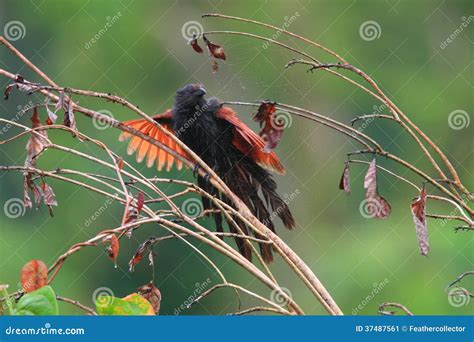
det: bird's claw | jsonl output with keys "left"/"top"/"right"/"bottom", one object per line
{"left": 193, "top": 163, "right": 200, "bottom": 177}
{"left": 193, "top": 163, "right": 211, "bottom": 183}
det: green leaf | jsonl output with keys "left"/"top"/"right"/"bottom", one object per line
{"left": 14, "top": 285, "right": 58, "bottom": 315}
{"left": 96, "top": 293, "right": 154, "bottom": 315}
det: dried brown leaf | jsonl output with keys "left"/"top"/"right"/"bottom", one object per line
{"left": 25, "top": 109, "right": 48, "bottom": 167}
{"left": 21, "top": 259, "right": 48, "bottom": 293}
{"left": 210, "top": 60, "right": 219, "bottom": 74}
{"left": 252, "top": 101, "right": 286, "bottom": 152}
{"left": 411, "top": 188, "right": 429, "bottom": 256}
{"left": 128, "top": 236, "right": 158, "bottom": 272}
{"left": 339, "top": 161, "right": 351, "bottom": 194}
{"left": 363, "top": 159, "right": 391, "bottom": 219}
{"left": 138, "top": 282, "right": 161, "bottom": 315}
{"left": 41, "top": 181, "right": 58, "bottom": 207}
{"left": 203, "top": 35, "right": 226, "bottom": 60}
{"left": 190, "top": 38, "right": 203, "bottom": 53}
{"left": 103, "top": 234, "right": 120, "bottom": 263}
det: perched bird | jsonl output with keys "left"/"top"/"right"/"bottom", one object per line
{"left": 119, "top": 84, "right": 294, "bottom": 262}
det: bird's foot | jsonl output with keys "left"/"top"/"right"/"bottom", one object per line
{"left": 192, "top": 163, "right": 200, "bottom": 177}
{"left": 193, "top": 163, "right": 211, "bottom": 183}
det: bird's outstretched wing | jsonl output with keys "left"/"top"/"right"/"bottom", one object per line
{"left": 118, "top": 110, "right": 188, "bottom": 171}
{"left": 119, "top": 106, "right": 285, "bottom": 175}
{"left": 216, "top": 106, "right": 286, "bottom": 175}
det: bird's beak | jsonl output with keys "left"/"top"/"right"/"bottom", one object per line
{"left": 197, "top": 86, "right": 207, "bottom": 96}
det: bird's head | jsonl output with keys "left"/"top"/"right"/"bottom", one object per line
{"left": 174, "top": 83, "right": 207, "bottom": 111}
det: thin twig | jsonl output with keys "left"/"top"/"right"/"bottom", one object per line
{"left": 378, "top": 302, "right": 413, "bottom": 316}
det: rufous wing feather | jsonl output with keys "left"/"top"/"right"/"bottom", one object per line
{"left": 216, "top": 106, "right": 285, "bottom": 175}
{"left": 119, "top": 110, "right": 188, "bottom": 171}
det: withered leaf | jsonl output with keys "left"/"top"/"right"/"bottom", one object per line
{"left": 252, "top": 101, "right": 285, "bottom": 152}
{"left": 363, "top": 159, "right": 391, "bottom": 219}
{"left": 136, "top": 192, "right": 145, "bottom": 212}
{"left": 31, "top": 183, "right": 42, "bottom": 208}
{"left": 45, "top": 104, "right": 58, "bottom": 124}
{"left": 4, "top": 81, "right": 34, "bottom": 100}
{"left": 63, "top": 99, "right": 77, "bottom": 131}
{"left": 411, "top": 187, "right": 429, "bottom": 256}
{"left": 364, "top": 159, "right": 378, "bottom": 195}
{"left": 4, "top": 84, "right": 14, "bottom": 100}
{"left": 117, "top": 157, "right": 124, "bottom": 170}
{"left": 138, "top": 282, "right": 161, "bottom": 315}
{"left": 128, "top": 236, "right": 158, "bottom": 272}
{"left": 339, "top": 161, "right": 351, "bottom": 194}
{"left": 55, "top": 91, "right": 66, "bottom": 111}
{"left": 23, "top": 176, "right": 33, "bottom": 209}
{"left": 124, "top": 191, "right": 145, "bottom": 225}
{"left": 210, "top": 60, "right": 219, "bottom": 74}
{"left": 103, "top": 234, "right": 120, "bottom": 263}
{"left": 21, "top": 259, "right": 48, "bottom": 293}
{"left": 25, "top": 109, "right": 48, "bottom": 167}
{"left": 203, "top": 35, "right": 226, "bottom": 60}
{"left": 190, "top": 38, "right": 203, "bottom": 53}
{"left": 41, "top": 181, "right": 58, "bottom": 207}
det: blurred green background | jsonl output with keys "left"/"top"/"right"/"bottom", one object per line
{"left": 0, "top": 0, "right": 472, "bottom": 315}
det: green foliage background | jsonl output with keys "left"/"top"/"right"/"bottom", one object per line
{"left": 0, "top": 0, "right": 472, "bottom": 315}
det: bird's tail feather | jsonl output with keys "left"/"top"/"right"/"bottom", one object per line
{"left": 195, "top": 158, "right": 294, "bottom": 263}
